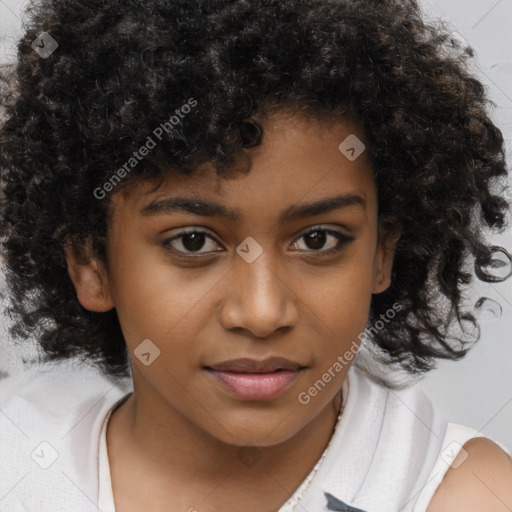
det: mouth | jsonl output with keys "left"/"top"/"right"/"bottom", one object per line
{"left": 203, "top": 357, "right": 307, "bottom": 401}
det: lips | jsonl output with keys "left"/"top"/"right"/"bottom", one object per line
{"left": 205, "top": 356, "right": 303, "bottom": 373}
{"left": 203, "top": 357, "right": 306, "bottom": 401}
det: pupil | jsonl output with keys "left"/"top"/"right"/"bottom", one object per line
{"left": 183, "top": 232, "right": 205, "bottom": 252}
{"left": 306, "top": 231, "right": 326, "bottom": 250}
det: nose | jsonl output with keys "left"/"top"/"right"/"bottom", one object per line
{"left": 219, "top": 247, "right": 299, "bottom": 338}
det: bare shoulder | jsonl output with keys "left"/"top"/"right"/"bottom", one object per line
{"left": 427, "top": 437, "right": 512, "bottom": 512}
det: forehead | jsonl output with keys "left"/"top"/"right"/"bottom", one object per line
{"left": 113, "top": 112, "right": 376, "bottom": 218}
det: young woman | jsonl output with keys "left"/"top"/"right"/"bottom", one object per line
{"left": 0, "top": 0, "right": 511, "bottom": 511}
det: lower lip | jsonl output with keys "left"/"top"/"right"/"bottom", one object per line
{"left": 205, "top": 369, "right": 302, "bottom": 400}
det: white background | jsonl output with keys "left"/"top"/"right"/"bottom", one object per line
{"left": 0, "top": 0, "right": 511, "bottom": 449}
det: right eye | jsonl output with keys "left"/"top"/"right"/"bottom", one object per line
{"left": 162, "top": 228, "right": 223, "bottom": 257}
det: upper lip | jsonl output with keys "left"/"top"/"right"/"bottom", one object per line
{"left": 204, "top": 357, "right": 304, "bottom": 373}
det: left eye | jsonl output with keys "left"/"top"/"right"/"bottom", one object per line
{"left": 290, "top": 228, "right": 352, "bottom": 254}
{"left": 162, "top": 227, "right": 353, "bottom": 256}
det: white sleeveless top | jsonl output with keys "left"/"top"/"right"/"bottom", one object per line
{"left": 1, "top": 361, "right": 508, "bottom": 511}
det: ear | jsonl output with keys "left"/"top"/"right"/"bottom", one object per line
{"left": 372, "top": 219, "right": 401, "bottom": 294}
{"left": 64, "top": 241, "right": 115, "bottom": 312}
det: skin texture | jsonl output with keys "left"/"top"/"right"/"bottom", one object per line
{"left": 426, "top": 437, "right": 512, "bottom": 512}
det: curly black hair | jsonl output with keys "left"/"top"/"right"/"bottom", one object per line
{"left": 0, "top": 0, "right": 509, "bottom": 382}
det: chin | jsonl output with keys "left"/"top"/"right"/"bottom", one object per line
{"left": 207, "top": 410, "right": 306, "bottom": 448}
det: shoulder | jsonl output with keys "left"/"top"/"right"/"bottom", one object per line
{"left": 0, "top": 361, "right": 131, "bottom": 446}
{"left": 0, "top": 362, "right": 132, "bottom": 509}
{"left": 427, "top": 436, "right": 512, "bottom": 512}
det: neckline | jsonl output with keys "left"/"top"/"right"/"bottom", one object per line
{"left": 277, "top": 374, "right": 350, "bottom": 511}
{"left": 98, "top": 392, "right": 132, "bottom": 511}
{"left": 98, "top": 375, "right": 351, "bottom": 511}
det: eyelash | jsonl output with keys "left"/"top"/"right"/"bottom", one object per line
{"left": 162, "top": 226, "right": 355, "bottom": 259}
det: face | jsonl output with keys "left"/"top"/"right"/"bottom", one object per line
{"left": 66, "top": 111, "right": 399, "bottom": 447}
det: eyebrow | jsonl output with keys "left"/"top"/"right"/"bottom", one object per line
{"left": 140, "top": 193, "right": 366, "bottom": 222}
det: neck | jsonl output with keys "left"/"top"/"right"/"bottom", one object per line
{"left": 107, "top": 373, "right": 345, "bottom": 509}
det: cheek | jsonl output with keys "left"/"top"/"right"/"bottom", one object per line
{"left": 107, "top": 239, "right": 219, "bottom": 350}
{"left": 306, "top": 284, "right": 371, "bottom": 367}
{"left": 303, "top": 249, "right": 375, "bottom": 332}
